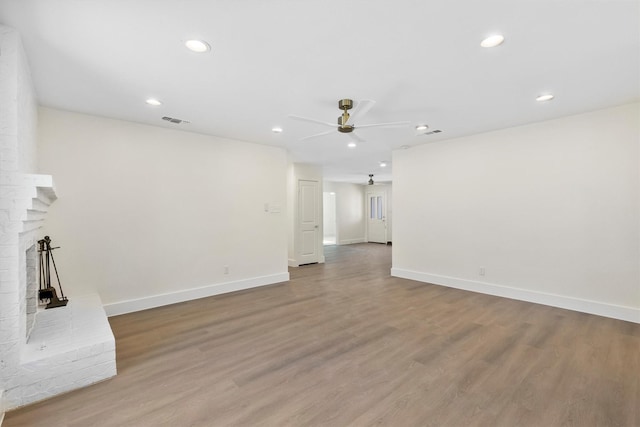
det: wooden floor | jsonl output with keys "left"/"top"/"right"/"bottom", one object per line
{"left": 5, "top": 243, "right": 639, "bottom": 426}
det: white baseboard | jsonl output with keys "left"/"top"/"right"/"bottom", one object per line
{"left": 289, "top": 256, "right": 325, "bottom": 267}
{"left": 338, "top": 238, "right": 365, "bottom": 245}
{"left": 103, "top": 272, "right": 290, "bottom": 317}
{"left": 391, "top": 268, "right": 640, "bottom": 324}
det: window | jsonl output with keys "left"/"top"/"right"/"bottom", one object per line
{"left": 370, "top": 196, "right": 376, "bottom": 219}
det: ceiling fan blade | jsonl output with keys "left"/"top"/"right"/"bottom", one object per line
{"left": 349, "top": 99, "right": 376, "bottom": 122}
{"left": 300, "top": 129, "right": 336, "bottom": 141}
{"left": 288, "top": 114, "right": 338, "bottom": 128}
{"left": 355, "top": 121, "right": 411, "bottom": 129}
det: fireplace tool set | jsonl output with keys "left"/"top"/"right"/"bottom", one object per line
{"left": 38, "top": 236, "right": 69, "bottom": 309}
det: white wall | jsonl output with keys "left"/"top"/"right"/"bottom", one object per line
{"left": 324, "top": 181, "right": 366, "bottom": 245}
{"left": 322, "top": 192, "right": 336, "bottom": 239}
{"left": 393, "top": 103, "right": 640, "bottom": 323}
{"left": 38, "top": 108, "right": 289, "bottom": 315}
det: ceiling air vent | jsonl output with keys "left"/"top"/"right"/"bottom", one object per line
{"left": 161, "top": 116, "right": 190, "bottom": 124}
{"left": 424, "top": 129, "right": 442, "bottom": 135}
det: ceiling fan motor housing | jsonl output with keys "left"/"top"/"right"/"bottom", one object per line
{"left": 338, "top": 99, "right": 353, "bottom": 110}
{"left": 338, "top": 99, "right": 354, "bottom": 132}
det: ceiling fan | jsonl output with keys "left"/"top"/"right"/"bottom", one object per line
{"left": 289, "top": 99, "right": 410, "bottom": 142}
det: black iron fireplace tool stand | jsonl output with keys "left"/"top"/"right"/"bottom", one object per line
{"left": 38, "top": 236, "right": 68, "bottom": 309}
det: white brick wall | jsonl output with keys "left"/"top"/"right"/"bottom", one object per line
{"left": 0, "top": 25, "right": 117, "bottom": 413}
{"left": 25, "top": 245, "right": 36, "bottom": 338}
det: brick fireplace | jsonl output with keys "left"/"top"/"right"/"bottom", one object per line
{"left": 0, "top": 26, "right": 116, "bottom": 414}
{"left": 0, "top": 174, "right": 117, "bottom": 411}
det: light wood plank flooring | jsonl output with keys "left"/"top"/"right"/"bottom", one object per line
{"left": 4, "top": 243, "right": 639, "bottom": 426}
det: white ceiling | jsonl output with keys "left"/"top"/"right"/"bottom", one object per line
{"left": 1, "top": 0, "right": 638, "bottom": 183}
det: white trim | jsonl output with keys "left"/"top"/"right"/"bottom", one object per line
{"left": 338, "top": 238, "right": 365, "bottom": 245}
{"left": 104, "top": 272, "right": 290, "bottom": 317}
{"left": 391, "top": 268, "right": 640, "bottom": 324}
{"left": 289, "top": 257, "right": 326, "bottom": 266}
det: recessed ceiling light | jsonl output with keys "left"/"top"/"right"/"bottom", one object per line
{"left": 347, "top": 142, "right": 357, "bottom": 148}
{"left": 272, "top": 126, "right": 283, "bottom": 133}
{"left": 185, "top": 39, "right": 211, "bottom": 53}
{"left": 416, "top": 124, "right": 429, "bottom": 131}
{"left": 380, "top": 162, "right": 387, "bottom": 168}
{"left": 145, "top": 98, "right": 162, "bottom": 106}
{"left": 480, "top": 34, "right": 505, "bottom": 48}
{"left": 536, "top": 94, "right": 555, "bottom": 102}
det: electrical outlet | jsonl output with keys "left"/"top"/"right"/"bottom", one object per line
{"left": 479, "top": 267, "right": 485, "bottom": 276}
{"left": 224, "top": 265, "right": 229, "bottom": 275}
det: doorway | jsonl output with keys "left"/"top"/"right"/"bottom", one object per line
{"left": 323, "top": 192, "right": 337, "bottom": 245}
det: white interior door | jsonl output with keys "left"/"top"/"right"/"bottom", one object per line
{"left": 299, "top": 180, "right": 320, "bottom": 264}
{"left": 367, "top": 191, "right": 387, "bottom": 244}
